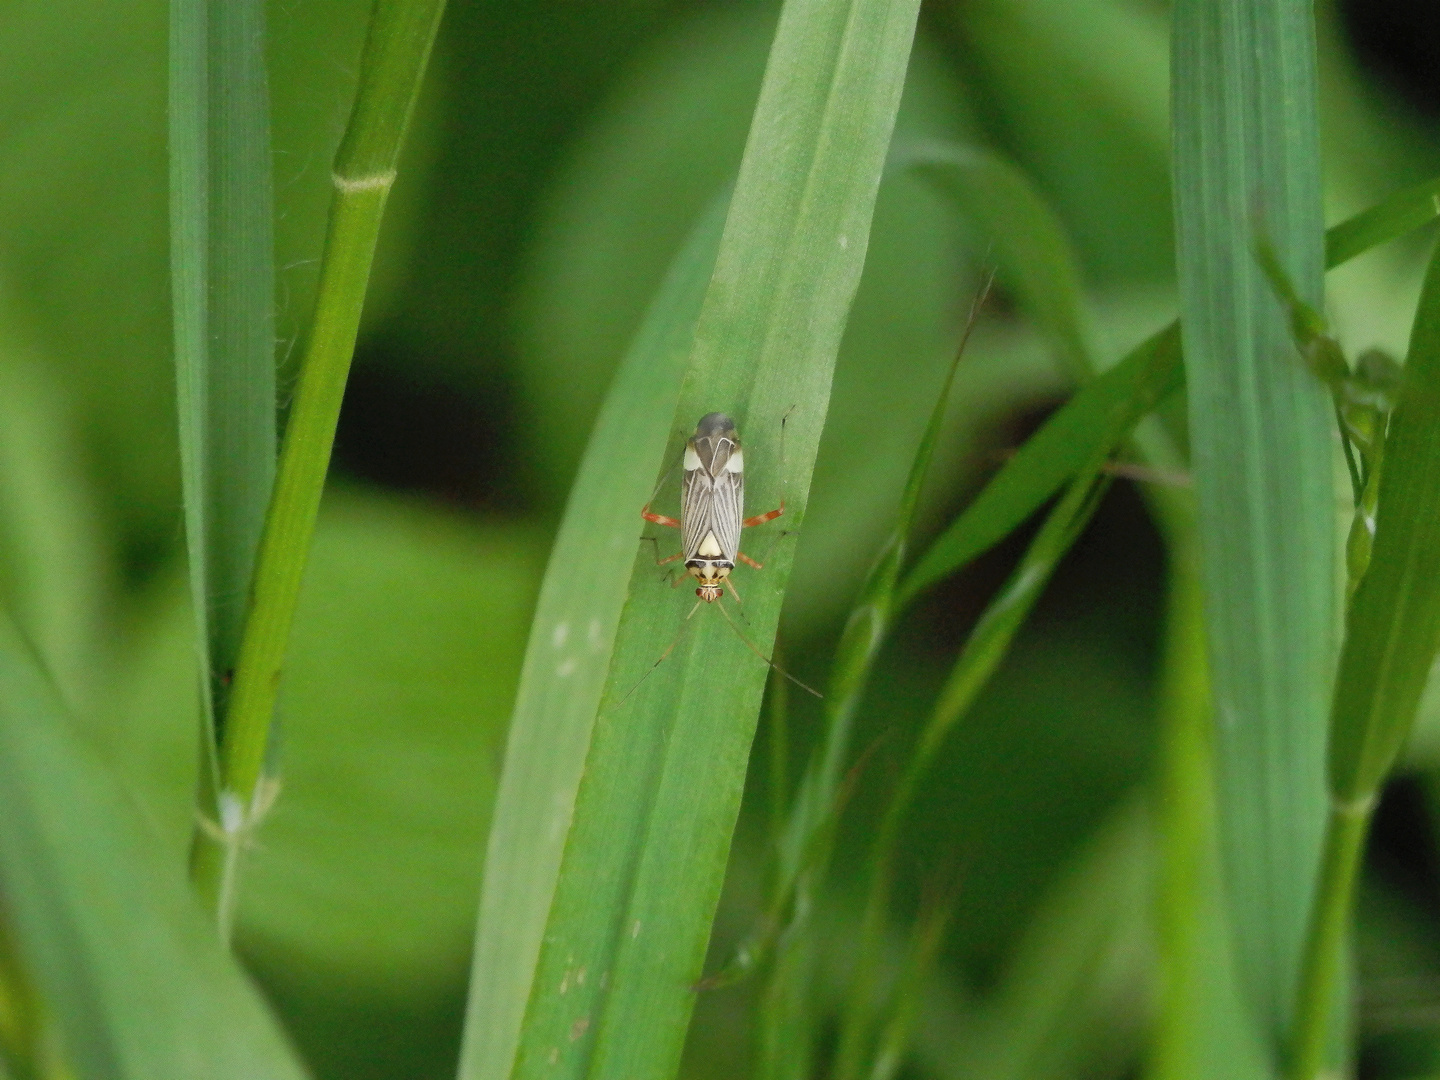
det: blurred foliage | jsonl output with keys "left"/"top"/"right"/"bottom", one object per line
{"left": 1, "top": 0, "right": 1439, "bottom": 1077}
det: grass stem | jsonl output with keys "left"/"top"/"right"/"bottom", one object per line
{"left": 189, "top": 0, "right": 447, "bottom": 928}
{"left": 1288, "top": 799, "right": 1369, "bottom": 1079}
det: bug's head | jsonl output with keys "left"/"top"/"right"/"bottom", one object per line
{"left": 696, "top": 583, "right": 724, "bottom": 603}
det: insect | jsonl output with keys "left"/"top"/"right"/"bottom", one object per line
{"left": 632, "top": 411, "right": 821, "bottom": 699}
{"left": 641, "top": 411, "right": 783, "bottom": 604}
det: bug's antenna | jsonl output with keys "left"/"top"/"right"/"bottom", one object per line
{"left": 616, "top": 598, "right": 706, "bottom": 707}
{"left": 715, "top": 599, "right": 823, "bottom": 699}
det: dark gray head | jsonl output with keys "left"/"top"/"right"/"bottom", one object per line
{"left": 694, "top": 412, "right": 736, "bottom": 439}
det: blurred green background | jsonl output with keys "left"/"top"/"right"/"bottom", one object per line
{"left": 1, "top": 0, "right": 1439, "bottom": 1077}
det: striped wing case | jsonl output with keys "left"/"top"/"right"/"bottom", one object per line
{"left": 681, "top": 411, "right": 744, "bottom": 570}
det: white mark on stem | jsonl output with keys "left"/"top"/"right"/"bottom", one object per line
{"left": 219, "top": 791, "right": 245, "bottom": 835}
{"left": 552, "top": 622, "right": 569, "bottom": 649}
{"left": 332, "top": 170, "right": 396, "bottom": 192}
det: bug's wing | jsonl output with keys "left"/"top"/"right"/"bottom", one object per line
{"left": 709, "top": 464, "right": 743, "bottom": 562}
{"left": 680, "top": 428, "right": 745, "bottom": 563}
{"left": 681, "top": 457, "right": 715, "bottom": 560}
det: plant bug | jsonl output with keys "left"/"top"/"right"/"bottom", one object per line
{"left": 629, "top": 410, "right": 821, "bottom": 701}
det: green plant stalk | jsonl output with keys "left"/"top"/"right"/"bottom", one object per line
{"left": 189, "top": 0, "right": 447, "bottom": 930}
{"left": 755, "top": 279, "right": 991, "bottom": 1078}
{"left": 1288, "top": 799, "right": 1367, "bottom": 1080}
{"left": 833, "top": 464, "right": 1112, "bottom": 1080}
{"left": 1288, "top": 238, "right": 1440, "bottom": 1077}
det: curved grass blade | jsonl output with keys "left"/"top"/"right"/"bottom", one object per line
{"left": 894, "top": 140, "right": 1095, "bottom": 379}
{"left": 899, "top": 321, "right": 1181, "bottom": 605}
{"left": 1290, "top": 238, "right": 1440, "bottom": 1078}
{"left": 899, "top": 176, "right": 1440, "bottom": 618}
{"left": 188, "top": 0, "right": 447, "bottom": 931}
{"left": 1172, "top": 0, "right": 1333, "bottom": 1057}
{"left": 457, "top": 192, "right": 729, "bottom": 1080}
{"left": 1324, "top": 174, "right": 1440, "bottom": 270}
{"left": 834, "top": 453, "right": 1114, "bottom": 1080}
{"left": 479, "top": 3, "right": 924, "bottom": 1079}
{"left": 864, "top": 871, "right": 959, "bottom": 1080}
{"left": 745, "top": 275, "right": 994, "bottom": 1079}
{"left": 0, "top": 613, "right": 307, "bottom": 1080}
{"left": 169, "top": 0, "right": 276, "bottom": 799}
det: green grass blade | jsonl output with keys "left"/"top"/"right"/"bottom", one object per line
{"left": 864, "top": 876, "right": 958, "bottom": 1080}
{"left": 750, "top": 278, "right": 993, "bottom": 1079}
{"left": 457, "top": 193, "right": 729, "bottom": 1080}
{"left": 1327, "top": 241, "right": 1440, "bottom": 804}
{"left": 475, "top": 3, "right": 923, "bottom": 1079}
{"left": 893, "top": 170, "right": 1440, "bottom": 632}
{"left": 1152, "top": 517, "right": 1271, "bottom": 1080}
{"left": 836, "top": 458, "right": 1113, "bottom": 1080}
{"left": 1171, "top": 0, "right": 1333, "bottom": 1057}
{"left": 169, "top": 0, "right": 276, "bottom": 757}
{"left": 896, "top": 141, "right": 1095, "bottom": 378}
{"left": 899, "top": 322, "right": 1181, "bottom": 605}
{"left": 897, "top": 174, "right": 1440, "bottom": 614}
{"left": 188, "top": 0, "right": 446, "bottom": 930}
{"left": 1324, "top": 174, "right": 1440, "bottom": 269}
{"left": 1290, "top": 238, "right": 1440, "bottom": 1078}
{"left": 0, "top": 614, "right": 307, "bottom": 1079}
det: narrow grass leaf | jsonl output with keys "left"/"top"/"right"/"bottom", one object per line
{"left": 1152, "top": 520, "right": 1271, "bottom": 1080}
{"left": 169, "top": 0, "right": 276, "bottom": 757}
{"left": 189, "top": 0, "right": 447, "bottom": 928}
{"left": 492, "top": 3, "right": 923, "bottom": 1080}
{"left": 753, "top": 277, "right": 994, "bottom": 1079}
{"left": 0, "top": 614, "right": 306, "bottom": 1080}
{"left": 1328, "top": 240, "right": 1440, "bottom": 802}
{"left": 864, "top": 877, "right": 958, "bottom": 1080}
{"left": 836, "top": 456, "right": 1114, "bottom": 1080}
{"left": 1324, "top": 174, "right": 1440, "bottom": 269}
{"left": 899, "top": 322, "right": 1181, "bottom": 604}
{"left": 1290, "top": 238, "right": 1440, "bottom": 1078}
{"left": 1172, "top": 0, "right": 1334, "bottom": 1055}
{"left": 896, "top": 140, "right": 1095, "bottom": 378}
{"left": 897, "top": 176, "right": 1440, "bottom": 615}
{"left": 457, "top": 194, "right": 728, "bottom": 1080}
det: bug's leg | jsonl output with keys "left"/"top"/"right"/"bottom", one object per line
{"left": 737, "top": 552, "right": 763, "bottom": 570}
{"left": 743, "top": 405, "right": 795, "bottom": 529}
{"left": 641, "top": 535, "right": 684, "bottom": 567}
{"left": 742, "top": 504, "right": 784, "bottom": 528}
{"left": 640, "top": 455, "right": 683, "bottom": 527}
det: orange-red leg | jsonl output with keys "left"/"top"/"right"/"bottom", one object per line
{"left": 742, "top": 501, "right": 784, "bottom": 529}
{"left": 642, "top": 509, "right": 681, "bottom": 528}
{"left": 737, "top": 552, "right": 763, "bottom": 570}
{"left": 641, "top": 535, "right": 684, "bottom": 568}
